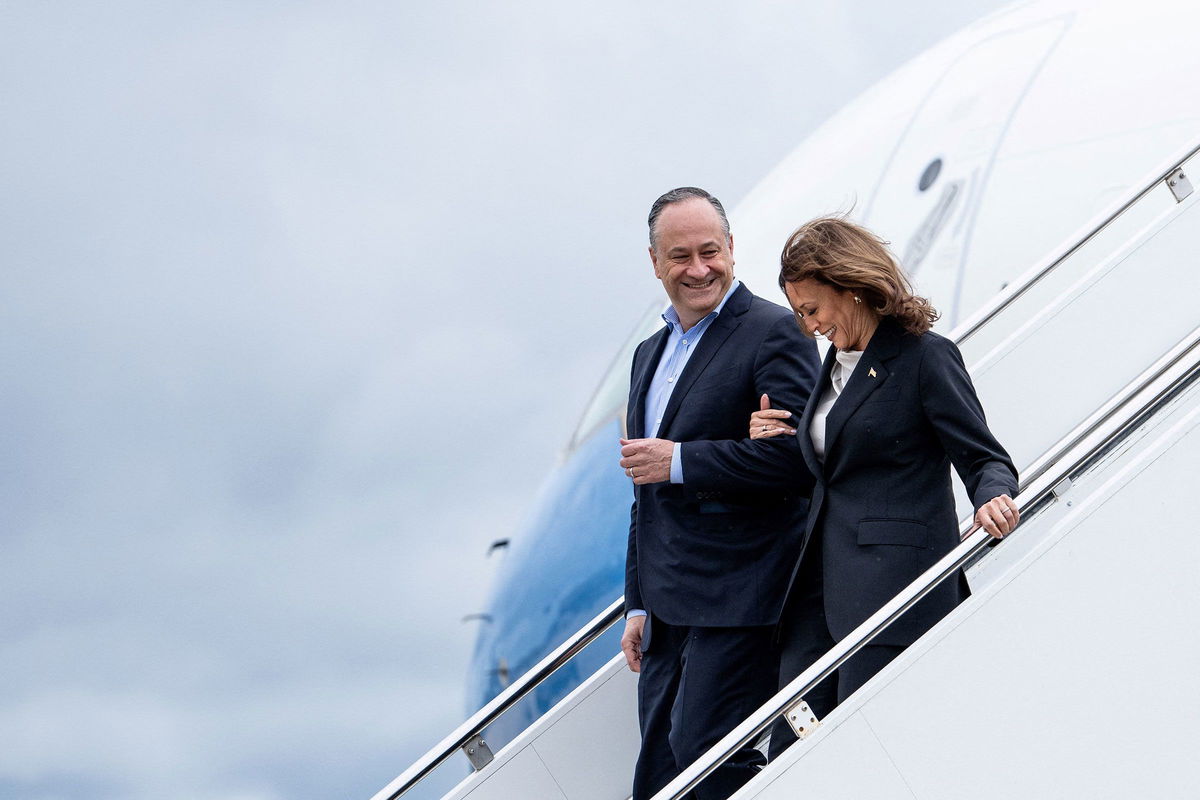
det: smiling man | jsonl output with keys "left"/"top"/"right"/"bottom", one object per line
{"left": 618, "top": 187, "right": 820, "bottom": 800}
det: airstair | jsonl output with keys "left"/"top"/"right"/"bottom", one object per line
{"left": 374, "top": 139, "right": 1200, "bottom": 800}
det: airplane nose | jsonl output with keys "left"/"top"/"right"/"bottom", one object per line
{"left": 466, "top": 417, "right": 629, "bottom": 748}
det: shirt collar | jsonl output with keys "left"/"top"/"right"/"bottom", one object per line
{"left": 662, "top": 279, "right": 741, "bottom": 331}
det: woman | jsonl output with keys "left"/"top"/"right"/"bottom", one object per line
{"left": 754, "top": 217, "right": 1020, "bottom": 754}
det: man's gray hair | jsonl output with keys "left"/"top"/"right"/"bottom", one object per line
{"left": 647, "top": 187, "right": 730, "bottom": 248}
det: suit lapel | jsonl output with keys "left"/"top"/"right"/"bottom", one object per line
{"left": 656, "top": 285, "right": 751, "bottom": 437}
{"left": 629, "top": 325, "right": 670, "bottom": 439}
{"left": 822, "top": 318, "right": 903, "bottom": 459}
{"left": 799, "top": 346, "right": 836, "bottom": 480}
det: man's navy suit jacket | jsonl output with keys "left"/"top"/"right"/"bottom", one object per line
{"left": 685, "top": 316, "right": 1018, "bottom": 646}
{"left": 624, "top": 283, "right": 820, "bottom": 632}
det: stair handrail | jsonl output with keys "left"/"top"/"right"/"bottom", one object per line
{"left": 650, "top": 325, "right": 1200, "bottom": 800}
{"left": 952, "top": 135, "right": 1200, "bottom": 346}
{"left": 370, "top": 597, "right": 624, "bottom": 800}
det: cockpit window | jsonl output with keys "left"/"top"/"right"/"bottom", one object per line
{"left": 568, "top": 301, "right": 666, "bottom": 452}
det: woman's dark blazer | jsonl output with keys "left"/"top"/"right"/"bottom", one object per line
{"left": 799, "top": 316, "right": 1017, "bottom": 645}
{"left": 684, "top": 315, "right": 1017, "bottom": 647}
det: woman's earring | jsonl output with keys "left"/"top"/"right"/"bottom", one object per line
{"left": 853, "top": 295, "right": 862, "bottom": 304}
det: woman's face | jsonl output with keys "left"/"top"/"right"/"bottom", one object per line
{"left": 784, "top": 278, "right": 879, "bottom": 351}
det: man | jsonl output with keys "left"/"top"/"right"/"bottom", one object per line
{"left": 618, "top": 187, "right": 820, "bottom": 800}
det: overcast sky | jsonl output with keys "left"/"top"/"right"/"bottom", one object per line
{"left": 0, "top": 2, "right": 1005, "bottom": 798}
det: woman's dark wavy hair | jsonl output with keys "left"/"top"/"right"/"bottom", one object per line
{"left": 778, "top": 216, "right": 939, "bottom": 336}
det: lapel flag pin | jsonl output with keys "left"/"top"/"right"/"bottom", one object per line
{"left": 868, "top": 367, "right": 877, "bottom": 378}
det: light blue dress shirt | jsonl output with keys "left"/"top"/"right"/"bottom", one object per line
{"left": 628, "top": 280, "right": 740, "bottom": 620}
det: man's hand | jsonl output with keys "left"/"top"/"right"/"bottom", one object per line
{"left": 619, "top": 438, "right": 674, "bottom": 485}
{"left": 621, "top": 616, "right": 645, "bottom": 673}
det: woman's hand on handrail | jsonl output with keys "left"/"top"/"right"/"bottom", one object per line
{"left": 969, "top": 494, "right": 1020, "bottom": 539}
{"left": 749, "top": 393, "right": 797, "bottom": 440}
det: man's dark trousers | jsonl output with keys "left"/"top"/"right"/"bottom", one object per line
{"left": 625, "top": 284, "right": 820, "bottom": 799}
{"left": 633, "top": 617, "right": 778, "bottom": 800}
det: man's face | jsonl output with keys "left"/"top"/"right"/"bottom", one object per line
{"left": 650, "top": 198, "right": 735, "bottom": 328}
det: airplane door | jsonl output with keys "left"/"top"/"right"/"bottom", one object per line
{"left": 864, "top": 17, "right": 1069, "bottom": 327}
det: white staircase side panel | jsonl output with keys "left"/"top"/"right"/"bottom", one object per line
{"left": 969, "top": 192, "right": 1200, "bottom": 468}
{"left": 444, "top": 655, "right": 639, "bottom": 800}
{"left": 949, "top": 170, "right": 1200, "bottom": 518}
{"left": 735, "top": 387, "right": 1200, "bottom": 799}
{"left": 450, "top": 750, "right": 569, "bottom": 800}
{"left": 741, "top": 714, "right": 917, "bottom": 800}
{"left": 965, "top": 369, "right": 1200, "bottom": 591}
{"left": 955, "top": 148, "right": 1190, "bottom": 367}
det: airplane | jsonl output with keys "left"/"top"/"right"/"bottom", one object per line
{"left": 405, "top": 0, "right": 1200, "bottom": 794}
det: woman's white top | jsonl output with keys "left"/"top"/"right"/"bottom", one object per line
{"left": 809, "top": 349, "right": 864, "bottom": 461}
